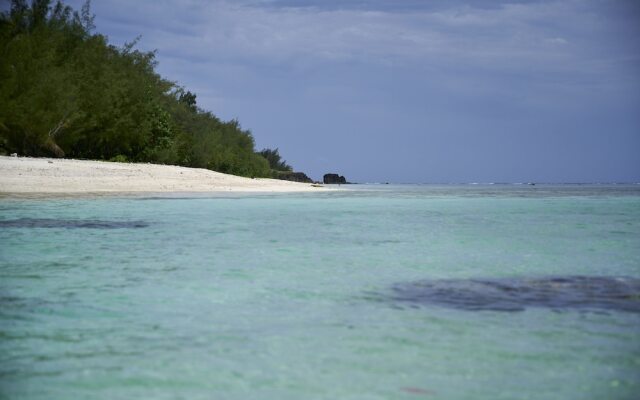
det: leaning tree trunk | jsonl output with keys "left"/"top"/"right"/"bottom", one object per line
{"left": 45, "top": 114, "right": 69, "bottom": 158}
{"left": 44, "top": 137, "right": 65, "bottom": 157}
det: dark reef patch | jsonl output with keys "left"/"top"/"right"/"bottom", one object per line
{"left": 0, "top": 218, "right": 148, "bottom": 229}
{"left": 391, "top": 276, "right": 640, "bottom": 312}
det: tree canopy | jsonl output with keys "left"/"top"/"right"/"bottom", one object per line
{"left": 258, "top": 148, "right": 292, "bottom": 172}
{"left": 0, "top": 0, "right": 290, "bottom": 178}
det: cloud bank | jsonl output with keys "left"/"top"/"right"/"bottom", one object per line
{"left": 62, "top": 0, "right": 640, "bottom": 181}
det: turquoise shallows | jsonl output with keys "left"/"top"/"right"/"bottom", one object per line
{"left": 1, "top": 185, "right": 639, "bottom": 399}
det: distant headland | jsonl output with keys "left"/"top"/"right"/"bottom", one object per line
{"left": 0, "top": 2, "right": 328, "bottom": 187}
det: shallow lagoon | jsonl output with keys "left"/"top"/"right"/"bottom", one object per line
{"left": 1, "top": 185, "right": 639, "bottom": 399}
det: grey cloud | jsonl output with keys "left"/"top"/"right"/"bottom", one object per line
{"left": 61, "top": 0, "right": 640, "bottom": 182}
{"left": 81, "top": 0, "right": 633, "bottom": 81}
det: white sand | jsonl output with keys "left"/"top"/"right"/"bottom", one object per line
{"left": 0, "top": 156, "right": 329, "bottom": 194}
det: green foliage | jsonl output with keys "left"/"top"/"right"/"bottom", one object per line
{"left": 108, "top": 154, "right": 128, "bottom": 163}
{"left": 0, "top": 0, "right": 290, "bottom": 178}
{"left": 258, "top": 148, "right": 292, "bottom": 172}
{"left": 177, "top": 89, "right": 197, "bottom": 112}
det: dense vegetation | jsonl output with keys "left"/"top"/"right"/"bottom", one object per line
{"left": 258, "top": 148, "right": 292, "bottom": 172}
{"left": 0, "top": 0, "right": 292, "bottom": 178}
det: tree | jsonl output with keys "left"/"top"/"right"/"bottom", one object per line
{"left": 258, "top": 148, "right": 292, "bottom": 172}
{"left": 178, "top": 89, "right": 197, "bottom": 111}
{"left": 0, "top": 0, "right": 282, "bottom": 178}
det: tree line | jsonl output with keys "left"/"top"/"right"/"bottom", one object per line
{"left": 0, "top": 0, "right": 293, "bottom": 178}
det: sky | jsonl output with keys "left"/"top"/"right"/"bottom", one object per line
{"left": 49, "top": 1, "right": 640, "bottom": 181}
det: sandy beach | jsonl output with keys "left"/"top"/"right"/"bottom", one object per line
{"left": 0, "top": 156, "right": 329, "bottom": 194}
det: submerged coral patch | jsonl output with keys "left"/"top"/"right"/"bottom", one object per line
{"left": 0, "top": 218, "right": 148, "bottom": 229}
{"left": 391, "top": 276, "right": 640, "bottom": 312}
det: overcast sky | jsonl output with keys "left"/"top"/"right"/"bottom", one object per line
{"left": 61, "top": 1, "right": 640, "bottom": 182}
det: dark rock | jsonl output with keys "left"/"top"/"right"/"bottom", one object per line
{"left": 0, "top": 218, "right": 149, "bottom": 229}
{"left": 389, "top": 276, "right": 640, "bottom": 312}
{"left": 274, "top": 171, "right": 313, "bottom": 183}
{"left": 323, "top": 173, "right": 347, "bottom": 184}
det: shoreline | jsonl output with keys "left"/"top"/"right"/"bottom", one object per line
{"left": 0, "top": 156, "right": 332, "bottom": 195}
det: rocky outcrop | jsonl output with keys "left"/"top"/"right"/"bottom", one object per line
{"left": 323, "top": 173, "right": 347, "bottom": 184}
{"left": 274, "top": 171, "right": 313, "bottom": 183}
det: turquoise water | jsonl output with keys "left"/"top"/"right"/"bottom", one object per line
{"left": 1, "top": 185, "right": 639, "bottom": 399}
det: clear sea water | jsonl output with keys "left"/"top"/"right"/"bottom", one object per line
{"left": 1, "top": 184, "right": 639, "bottom": 399}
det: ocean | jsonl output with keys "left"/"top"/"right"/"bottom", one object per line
{"left": 1, "top": 184, "right": 639, "bottom": 399}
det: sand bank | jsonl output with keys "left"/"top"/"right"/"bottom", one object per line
{"left": 0, "top": 156, "right": 330, "bottom": 195}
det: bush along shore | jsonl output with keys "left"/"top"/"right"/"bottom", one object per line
{"left": 0, "top": 1, "right": 309, "bottom": 180}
